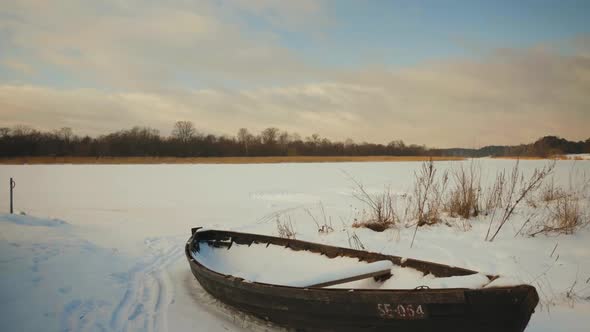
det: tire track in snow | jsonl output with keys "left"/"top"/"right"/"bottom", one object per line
{"left": 61, "top": 299, "right": 111, "bottom": 332}
{"left": 61, "top": 236, "right": 184, "bottom": 332}
{"left": 109, "top": 237, "right": 183, "bottom": 332}
{"left": 152, "top": 269, "right": 173, "bottom": 331}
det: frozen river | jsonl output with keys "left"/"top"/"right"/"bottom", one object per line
{"left": 1, "top": 159, "right": 589, "bottom": 331}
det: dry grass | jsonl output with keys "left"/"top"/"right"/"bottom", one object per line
{"left": 306, "top": 203, "right": 334, "bottom": 234}
{"left": 540, "top": 179, "right": 569, "bottom": 203}
{"left": 485, "top": 160, "right": 555, "bottom": 241}
{"left": 528, "top": 168, "right": 590, "bottom": 236}
{"left": 350, "top": 182, "right": 398, "bottom": 232}
{"left": 410, "top": 160, "right": 449, "bottom": 247}
{"left": 352, "top": 218, "right": 396, "bottom": 232}
{"left": 276, "top": 216, "right": 296, "bottom": 239}
{"left": 0, "top": 156, "right": 465, "bottom": 165}
{"left": 546, "top": 196, "right": 585, "bottom": 235}
{"left": 414, "top": 160, "right": 449, "bottom": 226}
{"left": 445, "top": 162, "right": 481, "bottom": 219}
{"left": 347, "top": 230, "right": 366, "bottom": 250}
{"left": 483, "top": 171, "right": 506, "bottom": 214}
{"left": 345, "top": 170, "right": 399, "bottom": 232}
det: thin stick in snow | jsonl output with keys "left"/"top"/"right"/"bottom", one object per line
{"left": 550, "top": 243, "right": 559, "bottom": 258}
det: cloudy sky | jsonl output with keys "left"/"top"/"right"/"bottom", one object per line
{"left": 1, "top": 0, "right": 589, "bottom": 148}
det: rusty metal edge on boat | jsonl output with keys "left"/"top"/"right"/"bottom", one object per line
{"left": 186, "top": 227, "right": 539, "bottom": 332}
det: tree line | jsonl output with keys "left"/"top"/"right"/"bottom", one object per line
{"left": 438, "top": 136, "right": 590, "bottom": 158}
{"left": 1, "top": 122, "right": 588, "bottom": 158}
{"left": 0, "top": 122, "right": 429, "bottom": 158}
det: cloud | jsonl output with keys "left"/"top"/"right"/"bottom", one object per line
{"left": 0, "top": 0, "right": 326, "bottom": 90}
{"left": 227, "top": 0, "right": 329, "bottom": 30}
{"left": 1, "top": 44, "right": 589, "bottom": 147}
{"left": 0, "top": 58, "right": 34, "bottom": 75}
{"left": 0, "top": 1, "right": 588, "bottom": 147}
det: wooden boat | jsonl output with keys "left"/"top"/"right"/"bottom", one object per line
{"left": 186, "top": 228, "right": 538, "bottom": 332}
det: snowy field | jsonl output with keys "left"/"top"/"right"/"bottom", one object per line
{"left": 1, "top": 159, "right": 589, "bottom": 331}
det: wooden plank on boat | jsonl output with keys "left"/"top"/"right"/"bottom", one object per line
{"left": 293, "top": 260, "right": 394, "bottom": 288}
{"left": 306, "top": 268, "right": 392, "bottom": 288}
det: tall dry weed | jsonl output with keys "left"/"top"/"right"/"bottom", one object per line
{"left": 446, "top": 161, "right": 482, "bottom": 219}
{"left": 413, "top": 160, "right": 449, "bottom": 226}
{"left": 276, "top": 216, "right": 296, "bottom": 239}
{"left": 528, "top": 164, "right": 590, "bottom": 236}
{"left": 411, "top": 160, "right": 449, "bottom": 247}
{"left": 349, "top": 175, "right": 398, "bottom": 232}
{"left": 485, "top": 160, "right": 555, "bottom": 241}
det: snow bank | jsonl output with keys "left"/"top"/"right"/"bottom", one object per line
{"left": 0, "top": 213, "right": 68, "bottom": 227}
{"left": 0, "top": 214, "right": 131, "bottom": 332}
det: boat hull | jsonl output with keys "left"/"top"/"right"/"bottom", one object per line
{"left": 186, "top": 229, "right": 538, "bottom": 332}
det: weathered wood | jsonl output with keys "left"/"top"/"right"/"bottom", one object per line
{"left": 9, "top": 178, "right": 15, "bottom": 214}
{"left": 194, "top": 229, "right": 478, "bottom": 277}
{"left": 186, "top": 229, "right": 539, "bottom": 332}
{"left": 306, "top": 268, "right": 392, "bottom": 288}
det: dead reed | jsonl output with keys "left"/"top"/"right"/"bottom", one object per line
{"left": 349, "top": 175, "right": 398, "bottom": 232}
{"left": 445, "top": 161, "right": 481, "bottom": 219}
{"left": 276, "top": 216, "right": 296, "bottom": 239}
{"left": 485, "top": 160, "right": 555, "bottom": 241}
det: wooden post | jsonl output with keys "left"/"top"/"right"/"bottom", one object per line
{"left": 10, "top": 178, "right": 15, "bottom": 214}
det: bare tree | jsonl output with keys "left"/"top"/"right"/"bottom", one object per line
{"left": 290, "top": 132, "right": 301, "bottom": 142}
{"left": 11, "top": 125, "right": 35, "bottom": 136}
{"left": 237, "top": 128, "right": 249, "bottom": 143}
{"left": 237, "top": 128, "right": 253, "bottom": 155}
{"left": 278, "top": 131, "right": 290, "bottom": 147}
{"left": 344, "top": 138, "right": 355, "bottom": 148}
{"left": 0, "top": 127, "right": 10, "bottom": 137}
{"left": 261, "top": 127, "right": 279, "bottom": 145}
{"left": 308, "top": 133, "right": 321, "bottom": 145}
{"left": 55, "top": 127, "right": 74, "bottom": 141}
{"left": 388, "top": 140, "right": 406, "bottom": 149}
{"left": 172, "top": 121, "right": 196, "bottom": 142}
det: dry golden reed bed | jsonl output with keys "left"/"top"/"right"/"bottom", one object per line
{"left": 0, "top": 156, "right": 465, "bottom": 165}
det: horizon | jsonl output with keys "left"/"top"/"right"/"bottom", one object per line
{"left": 1, "top": 1, "right": 589, "bottom": 148}
{"left": 3, "top": 122, "right": 588, "bottom": 151}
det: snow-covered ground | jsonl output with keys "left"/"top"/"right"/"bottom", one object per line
{"left": 1, "top": 159, "right": 589, "bottom": 331}
{"left": 566, "top": 153, "right": 590, "bottom": 160}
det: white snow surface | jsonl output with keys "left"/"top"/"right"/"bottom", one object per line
{"left": 193, "top": 242, "right": 394, "bottom": 287}
{"left": 1, "top": 159, "right": 589, "bottom": 331}
{"left": 565, "top": 153, "right": 590, "bottom": 160}
{"left": 192, "top": 242, "right": 490, "bottom": 289}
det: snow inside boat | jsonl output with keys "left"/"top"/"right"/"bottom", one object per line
{"left": 186, "top": 228, "right": 538, "bottom": 332}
